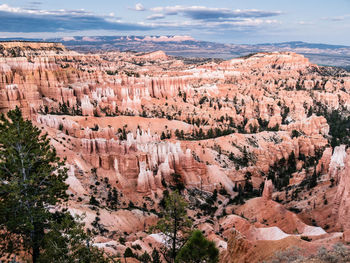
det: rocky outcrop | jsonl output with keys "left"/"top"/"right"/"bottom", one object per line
{"left": 332, "top": 147, "right": 350, "bottom": 230}
{"left": 284, "top": 116, "right": 329, "bottom": 136}
{"left": 220, "top": 52, "right": 310, "bottom": 71}
{"left": 262, "top": 179, "right": 273, "bottom": 200}
{"left": 136, "top": 50, "right": 168, "bottom": 61}
{"left": 136, "top": 161, "right": 157, "bottom": 192}
{"left": 236, "top": 197, "right": 326, "bottom": 236}
{"left": 221, "top": 230, "right": 314, "bottom": 263}
{"left": 221, "top": 230, "right": 252, "bottom": 263}
{"left": 329, "top": 145, "right": 347, "bottom": 182}
{"left": 316, "top": 147, "right": 332, "bottom": 175}
{"left": 2, "top": 42, "right": 350, "bottom": 259}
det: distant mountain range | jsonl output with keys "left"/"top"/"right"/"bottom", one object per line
{"left": 1, "top": 36, "right": 349, "bottom": 68}
{"left": 257, "top": 41, "right": 349, "bottom": 50}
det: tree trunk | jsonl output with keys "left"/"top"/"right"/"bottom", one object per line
{"left": 32, "top": 243, "right": 40, "bottom": 263}
{"left": 172, "top": 208, "right": 178, "bottom": 263}
{"left": 32, "top": 223, "right": 41, "bottom": 263}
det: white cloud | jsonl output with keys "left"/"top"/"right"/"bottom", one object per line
{"left": 298, "top": 21, "right": 314, "bottom": 25}
{"left": 150, "top": 5, "right": 281, "bottom": 20}
{"left": 0, "top": 3, "right": 150, "bottom": 32}
{"left": 0, "top": 3, "right": 90, "bottom": 16}
{"left": 135, "top": 3, "right": 145, "bottom": 11}
{"left": 0, "top": 2, "right": 282, "bottom": 39}
{"left": 143, "top": 18, "right": 279, "bottom": 31}
{"left": 146, "top": 14, "right": 165, "bottom": 20}
{"left": 322, "top": 14, "right": 350, "bottom": 21}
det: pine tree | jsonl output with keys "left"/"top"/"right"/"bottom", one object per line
{"left": 0, "top": 107, "right": 69, "bottom": 262}
{"left": 308, "top": 168, "right": 318, "bottom": 189}
{"left": 37, "top": 213, "right": 110, "bottom": 263}
{"left": 154, "top": 191, "right": 192, "bottom": 263}
{"left": 152, "top": 248, "right": 161, "bottom": 263}
{"left": 0, "top": 107, "right": 112, "bottom": 262}
{"left": 176, "top": 230, "right": 219, "bottom": 263}
{"left": 161, "top": 131, "right": 166, "bottom": 140}
{"left": 107, "top": 187, "right": 119, "bottom": 210}
{"left": 124, "top": 247, "right": 134, "bottom": 258}
{"left": 139, "top": 251, "right": 151, "bottom": 263}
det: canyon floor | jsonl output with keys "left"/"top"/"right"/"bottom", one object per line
{"left": 1, "top": 41, "right": 350, "bottom": 262}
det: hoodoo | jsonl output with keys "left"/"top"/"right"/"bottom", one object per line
{"left": 1, "top": 41, "right": 350, "bottom": 262}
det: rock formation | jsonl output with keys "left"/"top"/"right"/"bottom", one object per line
{"left": 332, "top": 147, "right": 350, "bottom": 230}
{"left": 0, "top": 42, "right": 349, "bottom": 260}
{"left": 262, "top": 179, "right": 274, "bottom": 200}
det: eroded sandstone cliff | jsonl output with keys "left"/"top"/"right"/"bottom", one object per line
{"left": 1, "top": 42, "right": 350, "bottom": 261}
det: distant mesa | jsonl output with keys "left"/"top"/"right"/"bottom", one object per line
{"left": 0, "top": 41, "right": 65, "bottom": 50}
{"left": 136, "top": 50, "right": 168, "bottom": 60}
{"left": 142, "top": 35, "right": 195, "bottom": 42}
{"left": 3, "top": 36, "right": 349, "bottom": 67}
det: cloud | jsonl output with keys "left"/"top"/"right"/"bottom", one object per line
{"left": 298, "top": 21, "right": 314, "bottom": 25}
{"left": 130, "top": 3, "right": 145, "bottom": 11}
{"left": 322, "top": 14, "right": 350, "bottom": 22}
{"left": 150, "top": 6, "right": 281, "bottom": 21}
{"left": 146, "top": 14, "right": 165, "bottom": 20}
{"left": 0, "top": 3, "right": 282, "bottom": 40}
{"left": 143, "top": 18, "right": 279, "bottom": 35}
{"left": 0, "top": 4, "right": 150, "bottom": 32}
{"left": 142, "top": 5, "right": 282, "bottom": 38}
{"left": 28, "top": 1, "right": 42, "bottom": 5}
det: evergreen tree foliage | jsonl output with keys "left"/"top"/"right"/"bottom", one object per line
{"left": 151, "top": 248, "right": 161, "bottom": 263}
{"left": 0, "top": 107, "right": 112, "bottom": 263}
{"left": 154, "top": 190, "right": 192, "bottom": 263}
{"left": 124, "top": 247, "right": 134, "bottom": 258}
{"left": 175, "top": 230, "right": 219, "bottom": 263}
{"left": 139, "top": 251, "right": 151, "bottom": 263}
{"left": 0, "top": 107, "right": 68, "bottom": 262}
{"left": 37, "top": 213, "right": 110, "bottom": 263}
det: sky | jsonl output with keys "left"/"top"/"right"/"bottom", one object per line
{"left": 0, "top": 0, "right": 349, "bottom": 45}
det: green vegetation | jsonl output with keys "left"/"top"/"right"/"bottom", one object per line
{"left": 175, "top": 127, "right": 236, "bottom": 141}
{"left": 152, "top": 248, "right": 161, "bottom": 263}
{"left": 291, "top": 129, "right": 300, "bottom": 138}
{"left": 40, "top": 101, "right": 83, "bottom": 116}
{"left": 228, "top": 146, "right": 251, "bottom": 168}
{"left": 36, "top": 214, "right": 110, "bottom": 263}
{"left": 154, "top": 190, "right": 219, "bottom": 263}
{"left": 106, "top": 187, "right": 119, "bottom": 210}
{"left": 117, "top": 126, "right": 129, "bottom": 140}
{"left": 268, "top": 243, "right": 350, "bottom": 263}
{"left": 124, "top": 247, "right": 134, "bottom": 258}
{"left": 169, "top": 173, "right": 185, "bottom": 192}
{"left": 176, "top": 230, "right": 219, "bottom": 263}
{"left": 267, "top": 152, "right": 297, "bottom": 191}
{"left": 106, "top": 70, "right": 118, "bottom": 75}
{"left": 154, "top": 191, "right": 192, "bottom": 262}
{"left": 324, "top": 110, "right": 350, "bottom": 148}
{"left": 313, "top": 105, "right": 350, "bottom": 148}
{"left": 0, "top": 107, "right": 112, "bottom": 262}
{"left": 198, "top": 189, "right": 218, "bottom": 216}
{"left": 231, "top": 173, "right": 262, "bottom": 205}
